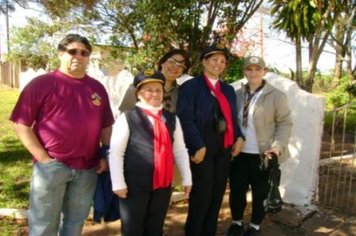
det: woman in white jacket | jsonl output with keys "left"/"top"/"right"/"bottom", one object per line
{"left": 109, "top": 69, "right": 192, "bottom": 236}
{"left": 226, "top": 57, "right": 292, "bottom": 236}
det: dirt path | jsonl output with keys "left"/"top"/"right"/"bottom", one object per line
{"left": 81, "top": 189, "right": 356, "bottom": 236}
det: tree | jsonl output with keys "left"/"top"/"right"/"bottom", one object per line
{"left": 270, "top": 0, "right": 344, "bottom": 92}
{"left": 9, "top": 17, "right": 73, "bottom": 69}
{"left": 330, "top": 0, "right": 355, "bottom": 80}
{"left": 270, "top": 0, "right": 319, "bottom": 89}
{"left": 32, "top": 0, "right": 263, "bottom": 75}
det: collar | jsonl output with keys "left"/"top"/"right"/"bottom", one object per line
{"left": 136, "top": 101, "right": 163, "bottom": 115}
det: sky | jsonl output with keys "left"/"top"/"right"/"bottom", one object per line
{"left": 0, "top": 3, "right": 344, "bottom": 73}
{"left": 242, "top": 10, "right": 337, "bottom": 74}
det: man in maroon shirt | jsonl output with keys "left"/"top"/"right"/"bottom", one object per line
{"left": 10, "top": 34, "right": 114, "bottom": 236}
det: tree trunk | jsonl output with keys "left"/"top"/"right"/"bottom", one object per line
{"left": 345, "top": 28, "right": 353, "bottom": 78}
{"left": 295, "top": 37, "right": 303, "bottom": 88}
{"left": 333, "top": 19, "right": 344, "bottom": 80}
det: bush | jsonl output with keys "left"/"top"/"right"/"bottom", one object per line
{"left": 325, "top": 76, "right": 354, "bottom": 109}
{"left": 224, "top": 56, "right": 244, "bottom": 83}
{"left": 324, "top": 75, "right": 356, "bottom": 131}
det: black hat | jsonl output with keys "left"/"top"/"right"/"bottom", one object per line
{"left": 200, "top": 41, "right": 230, "bottom": 60}
{"left": 133, "top": 69, "right": 165, "bottom": 88}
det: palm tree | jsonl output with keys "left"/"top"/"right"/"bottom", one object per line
{"left": 270, "top": 0, "right": 318, "bottom": 89}
{"left": 270, "top": 0, "right": 343, "bottom": 92}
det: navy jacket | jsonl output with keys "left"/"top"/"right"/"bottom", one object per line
{"left": 93, "top": 171, "right": 120, "bottom": 222}
{"left": 176, "top": 75, "right": 243, "bottom": 156}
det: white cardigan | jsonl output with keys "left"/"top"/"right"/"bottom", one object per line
{"left": 109, "top": 102, "right": 192, "bottom": 191}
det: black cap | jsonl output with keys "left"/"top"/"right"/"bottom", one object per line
{"left": 200, "top": 41, "right": 230, "bottom": 60}
{"left": 133, "top": 69, "right": 165, "bottom": 89}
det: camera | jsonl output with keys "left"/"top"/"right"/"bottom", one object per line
{"left": 214, "top": 117, "right": 227, "bottom": 134}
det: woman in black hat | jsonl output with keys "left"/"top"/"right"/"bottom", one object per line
{"left": 109, "top": 70, "right": 192, "bottom": 236}
{"left": 176, "top": 43, "right": 245, "bottom": 236}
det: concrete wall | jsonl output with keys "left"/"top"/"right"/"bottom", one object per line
{"left": 19, "top": 69, "right": 324, "bottom": 206}
{"left": 231, "top": 72, "right": 324, "bottom": 205}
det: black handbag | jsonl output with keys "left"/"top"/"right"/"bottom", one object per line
{"left": 263, "top": 154, "right": 284, "bottom": 213}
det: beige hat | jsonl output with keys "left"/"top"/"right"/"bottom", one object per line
{"left": 243, "top": 56, "right": 266, "bottom": 68}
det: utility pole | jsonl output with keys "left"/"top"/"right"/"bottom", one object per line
{"left": 5, "top": 0, "right": 10, "bottom": 55}
{"left": 260, "top": 7, "right": 264, "bottom": 59}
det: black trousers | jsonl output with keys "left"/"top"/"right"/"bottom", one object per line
{"left": 229, "top": 152, "right": 270, "bottom": 225}
{"left": 119, "top": 184, "right": 171, "bottom": 236}
{"left": 185, "top": 149, "right": 231, "bottom": 236}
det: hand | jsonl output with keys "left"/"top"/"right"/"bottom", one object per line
{"left": 183, "top": 185, "right": 192, "bottom": 197}
{"left": 231, "top": 137, "right": 244, "bottom": 157}
{"left": 263, "top": 147, "right": 280, "bottom": 159}
{"left": 191, "top": 147, "right": 206, "bottom": 164}
{"left": 96, "top": 158, "right": 108, "bottom": 174}
{"left": 114, "top": 188, "right": 128, "bottom": 199}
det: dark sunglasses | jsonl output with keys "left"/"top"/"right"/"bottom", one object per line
{"left": 64, "top": 48, "right": 91, "bottom": 57}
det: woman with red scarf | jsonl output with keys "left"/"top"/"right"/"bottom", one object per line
{"left": 177, "top": 42, "right": 245, "bottom": 236}
{"left": 109, "top": 70, "right": 192, "bottom": 236}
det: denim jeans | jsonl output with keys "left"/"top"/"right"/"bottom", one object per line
{"left": 29, "top": 160, "right": 97, "bottom": 236}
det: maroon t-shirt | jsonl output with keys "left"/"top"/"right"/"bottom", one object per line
{"left": 10, "top": 70, "right": 114, "bottom": 169}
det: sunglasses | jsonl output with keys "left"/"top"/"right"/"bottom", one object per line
{"left": 167, "top": 58, "right": 186, "bottom": 69}
{"left": 64, "top": 48, "right": 91, "bottom": 57}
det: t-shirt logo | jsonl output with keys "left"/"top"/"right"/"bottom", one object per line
{"left": 91, "top": 93, "right": 102, "bottom": 106}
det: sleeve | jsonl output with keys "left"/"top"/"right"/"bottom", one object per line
{"left": 9, "top": 76, "right": 49, "bottom": 126}
{"left": 229, "top": 87, "right": 244, "bottom": 140}
{"left": 99, "top": 86, "right": 115, "bottom": 128}
{"left": 176, "top": 79, "right": 205, "bottom": 156}
{"left": 109, "top": 113, "right": 130, "bottom": 191}
{"left": 172, "top": 117, "right": 192, "bottom": 186}
{"left": 272, "top": 92, "right": 293, "bottom": 157}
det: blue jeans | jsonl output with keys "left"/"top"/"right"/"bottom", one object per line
{"left": 29, "top": 160, "right": 97, "bottom": 236}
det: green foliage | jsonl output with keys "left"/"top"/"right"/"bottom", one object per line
{"left": 325, "top": 76, "right": 354, "bottom": 109}
{"left": 35, "top": 0, "right": 100, "bottom": 18}
{"left": 0, "top": 85, "right": 32, "bottom": 209}
{"left": 225, "top": 57, "right": 244, "bottom": 83}
{"left": 323, "top": 76, "right": 356, "bottom": 131}
{"left": 8, "top": 15, "right": 104, "bottom": 69}
{"left": 27, "top": 0, "right": 263, "bottom": 73}
{"left": 7, "top": 1, "right": 264, "bottom": 73}
{"left": 0, "top": 216, "right": 23, "bottom": 236}
{"left": 9, "top": 17, "right": 66, "bottom": 69}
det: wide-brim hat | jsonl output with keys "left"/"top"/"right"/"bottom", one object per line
{"left": 243, "top": 56, "right": 266, "bottom": 68}
{"left": 200, "top": 42, "right": 230, "bottom": 60}
{"left": 133, "top": 69, "right": 165, "bottom": 88}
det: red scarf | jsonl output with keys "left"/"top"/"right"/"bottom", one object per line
{"left": 141, "top": 108, "right": 174, "bottom": 189}
{"left": 203, "top": 75, "right": 234, "bottom": 147}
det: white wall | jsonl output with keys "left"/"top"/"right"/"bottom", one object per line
{"left": 231, "top": 72, "right": 324, "bottom": 205}
{"left": 19, "top": 69, "right": 324, "bottom": 206}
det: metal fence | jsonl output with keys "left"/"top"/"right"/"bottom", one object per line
{"left": 318, "top": 101, "right": 356, "bottom": 214}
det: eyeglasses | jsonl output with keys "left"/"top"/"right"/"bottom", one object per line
{"left": 167, "top": 58, "right": 186, "bottom": 69}
{"left": 64, "top": 48, "right": 91, "bottom": 57}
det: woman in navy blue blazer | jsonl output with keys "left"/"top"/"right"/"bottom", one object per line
{"left": 177, "top": 41, "right": 244, "bottom": 236}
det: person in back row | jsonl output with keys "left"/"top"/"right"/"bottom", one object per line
{"left": 109, "top": 69, "right": 192, "bottom": 236}
{"left": 226, "top": 56, "right": 292, "bottom": 236}
{"left": 177, "top": 41, "right": 245, "bottom": 236}
{"left": 118, "top": 49, "right": 190, "bottom": 113}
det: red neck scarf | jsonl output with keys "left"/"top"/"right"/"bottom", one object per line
{"left": 141, "top": 108, "right": 174, "bottom": 189}
{"left": 203, "top": 75, "right": 234, "bottom": 147}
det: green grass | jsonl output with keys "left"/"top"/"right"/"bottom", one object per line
{"left": 0, "top": 85, "right": 32, "bottom": 209}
